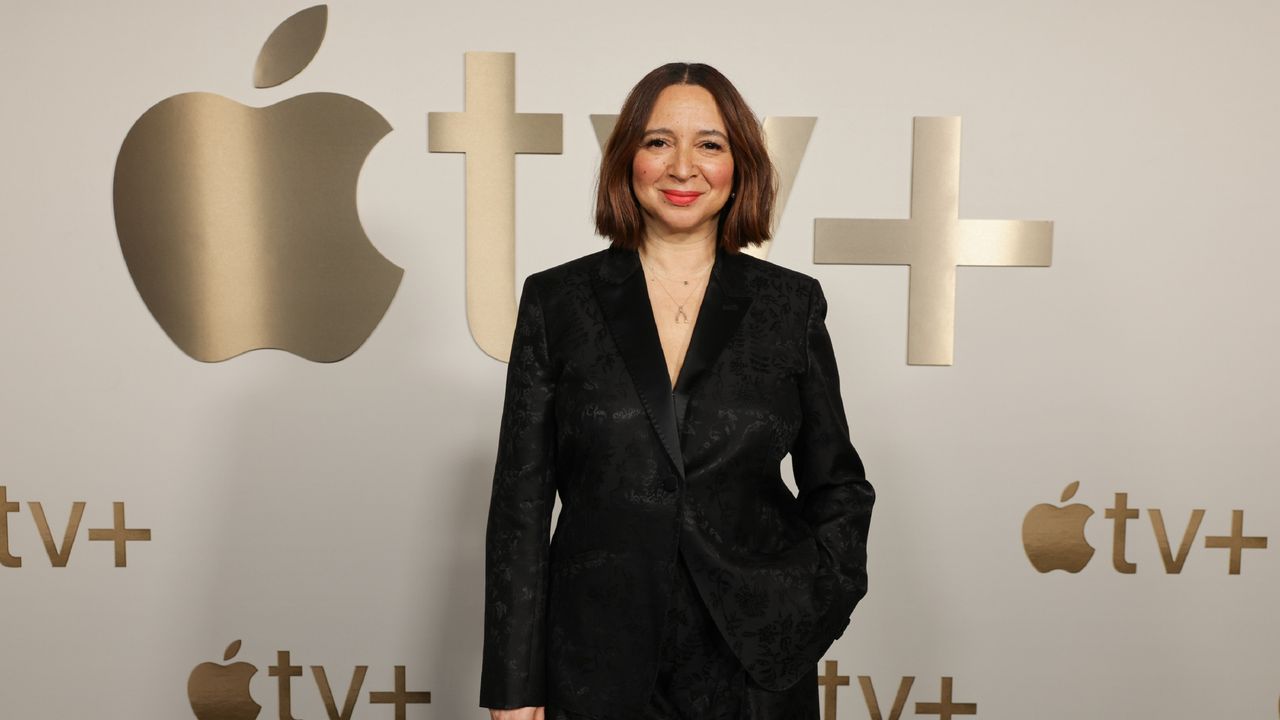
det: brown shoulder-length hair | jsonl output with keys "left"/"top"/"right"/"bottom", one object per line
{"left": 595, "top": 63, "right": 776, "bottom": 252}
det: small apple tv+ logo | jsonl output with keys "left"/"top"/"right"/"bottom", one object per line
{"left": 113, "top": 5, "right": 404, "bottom": 363}
{"left": 187, "top": 639, "right": 430, "bottom": 720}
{"left": 1022, "top": 482, "right": 1269, "bottom": 575}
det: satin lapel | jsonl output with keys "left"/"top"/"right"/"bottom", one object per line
{"left": 673, "top": 247, "right": 753, "bottom": 429}
{"left": 591, "top": 248, "right": 685, "bottom": 484}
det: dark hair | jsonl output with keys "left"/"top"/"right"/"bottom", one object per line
{"left": 594, "top": 63, "right": 776, "bottom": 252}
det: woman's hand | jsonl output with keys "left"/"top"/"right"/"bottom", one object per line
{"left": 489, "top": 707, "right": 545, "bottom": 720}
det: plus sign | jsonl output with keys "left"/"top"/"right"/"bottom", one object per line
{"left": 428, "top": 51, "right": 562, "bottom": 361}
{"left": 87, "top": 502, "right": 150, "bottom": 567}
{"left": 817, "top": 660, "right": 850, "bottom": 720}
{"left": 1205, "top": 509, "right": 1267, "bottom": 574}
{"left": 369, "top": 665, "right": 431, "bottom": 720}
{"left": 815, "top": 116, "right": 1053, "bottom": 365}
{"left": 915, "top": 676, "right": 977, "bottom": 720}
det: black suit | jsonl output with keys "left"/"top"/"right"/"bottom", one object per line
{"left": 480, "top": 244, "right": 873, "bottom": 717}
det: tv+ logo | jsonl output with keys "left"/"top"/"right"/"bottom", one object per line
{"left": 817, "top": 661, "right": 976, "bottom": 720}
{"left": 1021, "top": 482, "right": 1268, "bottom": 574}
{"left": 188, "top": 640, "right": 430, "bottom": 720}
{"left": 0, "top": 485, "right": 151, "bottom": 568}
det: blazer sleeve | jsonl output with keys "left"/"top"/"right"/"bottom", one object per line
{"left": 479, "top": 275, "right": 557, "bottom": 709}
{"left": 792, "top": 277, "right": 875, "bottom": 646}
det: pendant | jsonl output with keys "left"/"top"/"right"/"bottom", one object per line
{"left": 675, "top": 307, "right": 689, "bottom": 324}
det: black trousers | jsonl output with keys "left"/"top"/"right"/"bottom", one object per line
{"left": 548, "top": 549, "right": 819, "bottom": 720}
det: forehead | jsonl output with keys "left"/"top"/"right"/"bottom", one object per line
{"left": 644, "top": 84, "right": 725, "bottom": 130}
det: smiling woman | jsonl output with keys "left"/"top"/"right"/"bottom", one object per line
{"left": 596, "top": 63, "right": 776, "bottom": 253}
{"left": 629, "top": 84, "right": 736, "bottom": 243}
{"left": 480, "top": 62, "right": 873, "bottom": 720}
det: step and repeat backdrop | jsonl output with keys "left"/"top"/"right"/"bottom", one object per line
{"left": 2, "top": 1, "right": 1277, "bottom": 718}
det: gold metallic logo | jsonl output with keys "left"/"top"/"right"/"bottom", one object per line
{"left": 428, "top": 52, "right": 563, "bottom": 361}
{"left": 817, "top": 660, "right": 977, "bottom": 720}
{"left": 0, "top": 486, "right": 151, "bottom": 568}
{"left": 815, "top": 117, "right": 1053, "bottom": 366}
{"left": 189, "top": 641, "right": 261, "bottom": 720}
{"left": 1021, "top": 481, "right": 1095, "bottom": 573}
{"left": 187, "top": 640, "right": 430, "bottom": 720}
{"left": 113, "top": 5, "right": 404, "bottom": 363}
{"left": 1022, "top": 482, "right": 1268, "bottom": 574}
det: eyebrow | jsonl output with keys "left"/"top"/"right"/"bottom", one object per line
{"left": 642, "top": 127, "right": 729, "bottom": 141}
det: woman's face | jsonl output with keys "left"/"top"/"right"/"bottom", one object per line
{"left": 631, "top": 84, "right": 735, "bottom": 242}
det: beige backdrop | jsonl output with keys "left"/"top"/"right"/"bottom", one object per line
{"left": 1, "top": 1, "right": 1277, "bottom": 718}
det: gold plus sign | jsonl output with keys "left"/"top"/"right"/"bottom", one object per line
{"left": 369, "top": 665, "right": 431, "bottom": 720}
{"left": 428, "top": 51, "right": 562, "bottom": 361}
{"left": 815, "top": 117, "right": 1053, "bottom": 365}
{"left": 1205, "top": 509, "right": 1267, "bottom": 574}
{"left": 915, "top": 676, "right": 977, "bottom": 720}
{"left": 817, "top": 660, "right": 850, "bottom": 720}
{"left": 87, "top": 502, "right": 150, "bottom": 567}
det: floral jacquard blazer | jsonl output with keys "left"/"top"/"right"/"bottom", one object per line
{"left": 479, "top": 243, "right": 874, "bottom": 717}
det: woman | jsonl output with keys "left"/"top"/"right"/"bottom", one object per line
{"left": 481, "top": 63, "right": 873, "bottom": 720}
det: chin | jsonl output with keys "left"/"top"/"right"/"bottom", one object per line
{"left": 646, "top": 213, "right": 722, "bottom": 239}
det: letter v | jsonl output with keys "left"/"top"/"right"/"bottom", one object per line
{"left": 1149, "top": 508, "right": 1205, "bottom": 574}
{"left": 858, "top": 675, "right": 914, "bottom": 720}
{"left": 28, "top": 502, "right": 85, "bottom": 567}
{"left": 312, "top": 665, "right": 368, "bottom": 720}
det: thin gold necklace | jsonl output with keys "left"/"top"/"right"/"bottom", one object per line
{"left": 639, "top": 256, "right": 711, "bottom": 324}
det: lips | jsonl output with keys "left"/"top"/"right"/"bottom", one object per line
{"left": 661, "top": 190, "right": 702, "bottom": 206}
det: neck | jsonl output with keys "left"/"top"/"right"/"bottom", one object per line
{"left": 638, "top": 229, "right": 717, "bottom": 277}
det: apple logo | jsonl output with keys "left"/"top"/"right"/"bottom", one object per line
{"left": 113, "top": 5, "right": 403, "bottom": 362}
{"left": 188, "top": 639, "right": 261, "bottom": 720}
{"left": 1022, "top": 481, "right": 1095, "bottom": 573}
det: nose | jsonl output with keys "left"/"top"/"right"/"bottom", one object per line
{"left": 668, "top": 144, "right": 696, "bottom": 181}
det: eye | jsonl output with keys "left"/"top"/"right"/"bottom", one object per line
{"left": 700, "top": 141, "right": 725, "bottom": 151}
{"left": 643, "top": 137, "right": 669, "bottom": 148}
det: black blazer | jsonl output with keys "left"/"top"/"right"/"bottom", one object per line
{"left": 480, "top": 244, "right": 873, "bottom": 716}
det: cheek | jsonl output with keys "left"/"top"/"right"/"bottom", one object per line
{"left": 632, "top": 155, "right": 661, "bottom": 186}
{"left": 705, "top": 158, "right": 735, "bottom": 188}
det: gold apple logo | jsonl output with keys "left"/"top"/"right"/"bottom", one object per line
{"left": 113, "top": 5, "right": 403, "bottom": 362}
{"left": 188, "top": 640, "right": 261, "bottom": 720}
{"left": 1022, "top": 481, "right": 1096, "bottom": 573}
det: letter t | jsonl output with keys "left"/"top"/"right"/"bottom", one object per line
{"left": 428, "top": 51, "right": 562, "bottom": 361}
{"left": 0, "top": 486, "right": 20, "bottom": 567}
{"left": 269, "top": 650, "right": 303, "bottom": 720}
{"left": 1105, "top": 492, "right": 1139, "bottom": 573}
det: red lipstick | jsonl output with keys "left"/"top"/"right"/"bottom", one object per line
{"left": 662, "top": 190, "right": 702, "bottom": 206}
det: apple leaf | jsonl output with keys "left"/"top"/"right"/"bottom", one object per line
{"left": 253, "top": 5, "right": 328, "bottom": 88}
{"left": 224, "top": 639, "right": 242, "bottom": 662}
{"left": 1061, "top": 481, "right": 1080, "bottom": 503}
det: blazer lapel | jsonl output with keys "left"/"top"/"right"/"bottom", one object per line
{"left": 592, "top": 246, "right": 685, "bottom": 486}
{"left": 673, "top": 247, "right": 752, "bottom": 429}
{"left": 591, "top": 244, "right": 754, "bottom": 489}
